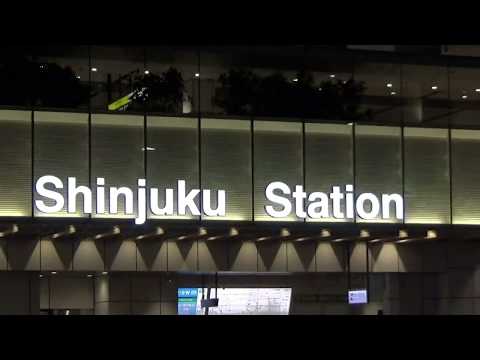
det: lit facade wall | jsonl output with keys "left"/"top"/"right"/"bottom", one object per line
{"left": 0, "top": 109, "right": 478, "bottom": 226}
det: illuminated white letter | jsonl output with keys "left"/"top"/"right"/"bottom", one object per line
{"left": 35, "top": 175, "right": 64, "bottom": 213}
{"left": 265, "top": 181, "right": 292, "bottom": 218}
{"left": 381, "top": 193, "right": 404, "bottom": 220}
{"left": 67, "top": 177, "right": 92, "bottom": 214}
{"left": 178, "top": 180, "right": 201, "bottom": 216}
{"left": 203, "top": 190, "right": 226, "bottom": 216}
{"left": 109, "top": 187, "right": 134, "bottom": 214}
{"left": 307, "top": 192, "right": 329, "bottom": 218}
{"left": 150, "top": 188, "right": 174, "bottom": 216}
{"left": 96, "top": 178, "right": 105, "bottom": 214}
{"left": 330, "top": 186, "right": 345, "bottom": 219}
{"left": 292, "top": 185, "right": 307, "bottom": 218}
{"left": 136, "top": 179, "right": 146, "bottom": 225}
{"left": 345, "top": 184, "right": 354, "bottom": 219}
{"left": 356, "top": 193, "right": 380, "bottom": 220}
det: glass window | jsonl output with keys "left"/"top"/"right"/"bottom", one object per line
{"left": 354, "top": 59, "right": 402, "bottom": 125}
{"left": 402, "top": 63, "right": 449, "bottom": 126}
{"left": 34, "top": 45, "right": 90, "bottom": 111}
{"left": 91, "top": 46, "right": 145, "bottom": 113}
{"left": 0, "top": 46, "right": 36, "bottom": 108}
{"left": 145, "top": 46, "right": 198, "bottom": 115}
{"left": 448, "top": 66, "right": 480, "bottom": 129}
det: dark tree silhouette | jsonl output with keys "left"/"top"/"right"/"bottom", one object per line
{"left": 0, "top": 55, "right": 90, "bottom": 108}
{"left": 214, "top": 68, "right": 371, "bottom": 121}
{"left": 131, "top": 67, "right": 185, "bottom": 112}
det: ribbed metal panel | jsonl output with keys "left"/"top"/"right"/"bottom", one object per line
{"left": 0, "top": 110, "right": 32, "bottom": 217}
{"left": 34, "top": 111, "right": 89, "bottom": 217}
{"left": 147, "top": 116, "right": 199, "bottom": 220}
{"left": 305, "top": 123, "right": 353, "bottom": 223}
{"left": 404, "top": 127, "right": 450, "bottom": 224}
{"left": 91, "top": 114, "right": 144, "bottom": 219}
{"left": 451, "top": 129, "right": 480, "bottom": 224}
{"left": 254, "top": 121, "right": 303, "bottom": 222}
{"left": 355, "top": 125, "right": 402, "bottom": 223}
{"left": 201, "top": 118, "right": 252, "bottom": 221}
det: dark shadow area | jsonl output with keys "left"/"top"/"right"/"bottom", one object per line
{"left": 48, "top": 238, "right": 74, "bottom": 270}
{"left": 257, "top": 240, "right": 284, "bottom": 271}
{"left": 202, "top": 240, "right": 228, "bottom": 271}
{"left": 289, "top": 241, "right": 316, "bottom": 272}
{"left": 136, "top": 238, "right": 165, "bottom": 271}
{"left": 6, "top": 236, "right": 39, "bottom": 270}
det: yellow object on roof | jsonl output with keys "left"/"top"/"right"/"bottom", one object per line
{"left": 108, "top": 92, "right": 133, "bottom": 111}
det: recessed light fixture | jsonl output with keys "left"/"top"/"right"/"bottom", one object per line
{"left": 330, "top": 74, "right": 335, "bottom": 78}
{"left": 476, "top": 88, "right": 480, "bottom": 92}
{"left": 292, "top": 78, "right": 298, "bottom": 82}
{"left": 390, "top": 91, "right": 396, "bottom": 95}
{"left": 194, "top": 73, "right": 200, "bottom": 78}
{"left": 39, "top": 274, "right": 44, "bottom": 278}
{"left": 87, "top": 274, "right": 93, "bottom": 278}
{"left": 462, "top": 95, "right": 468, "bottom": 99}
{"left": 431, "top": 85, "right": 438, "bottom": 90}
{"left": 91, "top": 67, "right": 97, "bottom": 72}
{"left": 51, "top": 271, "right": 57, "bottom": 275}
{"left": 386, "top": 83, "right": 393, "bottom": 88}
{"left": 77, "top": 76, "right": 81, "bottom": 79}
{"left": 144, "top": 70, "right": 150, "bottom": 74}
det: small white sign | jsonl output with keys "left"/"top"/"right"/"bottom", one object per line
{"left": 348, "top": 289, "right": 368, "bottom": 304}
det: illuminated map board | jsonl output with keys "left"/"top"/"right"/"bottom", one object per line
{"left": 177, "top": 288, "right": 292, "bottom": 315}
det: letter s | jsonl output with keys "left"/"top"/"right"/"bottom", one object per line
{"left": 35, "top": 175, "right": 64, "bottom": 213}
{"left": 265, "top": 181, "right": 292, "bottom": 218}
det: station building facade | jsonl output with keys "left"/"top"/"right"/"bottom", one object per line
{"left": 2, "top": 45, "right": 480, "bottom": 314}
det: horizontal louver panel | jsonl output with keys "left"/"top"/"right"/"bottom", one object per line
{"left": 91, "top": 114, "right": 144, "bottom": 219}
{"left": 452, "top": 129, "right": 480, "bottom": 224}
{"left": 0, "top": 110, "right": 31, "bottom": 217}
{"left": 355, "top": 125, "right": 402, "bottom": 223}
{"left": 254, "top": 121, "right": 303, "bottom": 222}
{"left": 34, "top": 111, "right": 89, "bottom": 218}
{"left": 305, "top": 123, "right": 353, "bottom": 223}
{"left": 147, "top": 116, "right": 199, "bottom": 220}
{"left": 201, "top": 118, "right": 252, "bottom": 221}
{"left": 404, "top": 127, "right": 450, "bottom": 224}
